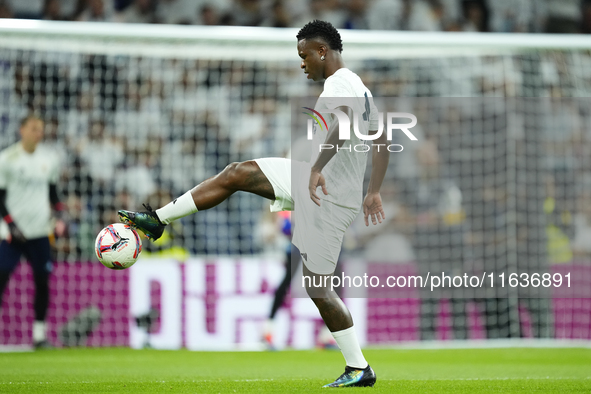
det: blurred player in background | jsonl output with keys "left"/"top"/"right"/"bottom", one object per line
{"left": 261, "top": 210, "right": 296, "bottom": 349}
{"left": 119, "top": 20, "right": 387, "bottom": 388}
{"left": 0, "top": 114, "right": 64, "bottom": 348}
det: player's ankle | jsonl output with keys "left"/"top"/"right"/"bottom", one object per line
{"left": 155, "top": 191, "right": 198, "bottom": 224}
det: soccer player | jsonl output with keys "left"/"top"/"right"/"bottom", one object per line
{"left": 0, "top": 114, "right": 64, "bottom": 348}
{"left": 119, "top": 20, "right": 388, "bottom": 388}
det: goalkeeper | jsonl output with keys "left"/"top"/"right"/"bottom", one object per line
{"left": 0, "top": 114, "right": 64, "bottom": 348}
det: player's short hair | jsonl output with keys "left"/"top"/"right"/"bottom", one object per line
{"left": 20, "top": 113, "right": 43, "bottom": 127}
{"left": 297, "top": 20, "right": 343, "bottom": 53}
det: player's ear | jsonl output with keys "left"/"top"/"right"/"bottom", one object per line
{"left": 318, "top": 45, "right": 327, "bottom": 60}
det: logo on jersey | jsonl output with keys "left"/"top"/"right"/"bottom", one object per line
{"left": 304, "top": 94, "right": 418, "bottom": 153}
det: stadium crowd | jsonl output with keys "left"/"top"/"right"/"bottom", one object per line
{"left": 0, "top": 0, "right": 591, "bottom": 34}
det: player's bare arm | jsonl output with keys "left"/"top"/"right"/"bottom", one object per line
{"left": 363, "top": 129, "right": 388, "bottom": 226}
{"left": 309, "top": 105, "right": 351, "bottom": 206}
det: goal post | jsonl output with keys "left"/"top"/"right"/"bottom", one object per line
{"left": 2, "top": 19, "right": 591, "bottom": 58}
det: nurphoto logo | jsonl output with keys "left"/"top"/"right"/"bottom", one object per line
{"left": 303, "top": 103, "right": 418, "bottom": 153}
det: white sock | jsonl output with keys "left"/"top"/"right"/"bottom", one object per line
{"left": 155, "top": 191, "right": 198, "bottom": 224}
{"left": 318, "top": 325, "right": 336, "bottom": 344}
{"left": 33, "top": 320, "right": 46, "bottom": 343}
{"left": 331, "top": 326, "right": 368, "bottom": 369}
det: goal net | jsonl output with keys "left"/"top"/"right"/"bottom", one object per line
{"left": 0, "top": 19, "right": 590, "bottom": 348}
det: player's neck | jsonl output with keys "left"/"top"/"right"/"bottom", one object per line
{"left": 21, "top": 141, "right": 37, "bottom": 153}
{"left": 323, "top": 57, "right": 346, "bottom": 79}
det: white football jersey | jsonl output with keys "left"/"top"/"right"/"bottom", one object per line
{"left": 310, "top": 68, "right": 379, "bottom": 209}
{"left": 0, "top": 143, "right": 59, "bottom": 239}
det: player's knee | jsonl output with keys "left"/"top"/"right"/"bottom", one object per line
{"left": 304, "top": 282, "right": 332, "bottom": 299}
{"left": 220, "top": 162, "right": 241, "bottom": 188}
{"left": 222, "top": 161, "right": 257, "bottom": 190}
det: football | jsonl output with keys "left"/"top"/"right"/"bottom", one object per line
{"left": 95, "top": 223, "right": 142, "bottom": 270}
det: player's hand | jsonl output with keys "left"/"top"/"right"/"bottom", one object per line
{"left": 363, "top": 192, "right": 385, "bottom": 226}
{"left": 309, "top": 169, "right": 328, "bottom": 207}
{"left": 8, "top": 222, "right": 27, "bottom": 244}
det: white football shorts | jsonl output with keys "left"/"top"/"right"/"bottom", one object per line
{"left": 254, "top": 158, "right": 359, "bottom": 275}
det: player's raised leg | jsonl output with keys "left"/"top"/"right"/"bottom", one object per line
{"left": 118, "top": 160, "right": 275, "bottom": 240}
{"left": 302, "top": 264, "right": 376, "bottom": 388}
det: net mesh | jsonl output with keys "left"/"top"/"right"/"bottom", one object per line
{"left": 1, "top": 23, "right": 590, "bottom": 346}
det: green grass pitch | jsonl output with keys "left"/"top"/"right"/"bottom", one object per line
{"left": 0, "top": 347, "right": 590, "bottom": 393}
